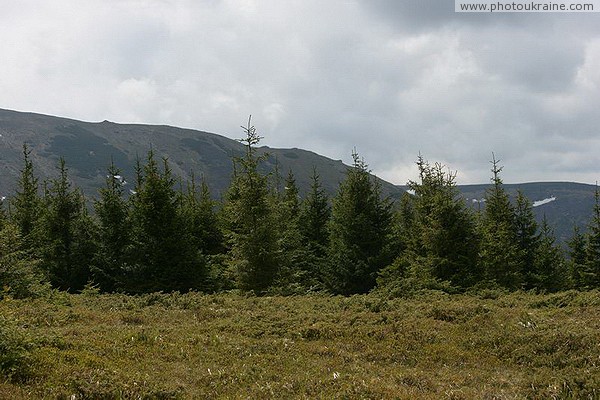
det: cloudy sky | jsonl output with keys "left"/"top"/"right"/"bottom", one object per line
{"left": 1, "top": 0, "right": 600, "bottom": 185}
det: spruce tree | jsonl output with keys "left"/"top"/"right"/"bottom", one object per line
{"left": 584, "top": 186, "right": 600, "bottom": 288}
{"left": 92, "top": 162, "right": 130, "bottom": 292}
{"left": 299, "top": 168, "right": 330, "bottom": 256}
{"left": 567, "top": 226, "right": 588, "bottom": 289}
{"left": 325, "top": 150, "right": 392, "bottom": 295}
{"left": 514, "top": 190, "right": 540, "bottom": 290}
{"left": 533, "top": 215, "right": 566, "bottom": 292}
{"left": 10, "top": 144, "right": 42, "bottom": 248}
{"left": 223, "top": 118, "right": 279, "bottom": 292}
{"left": 181, "top": 175, "right": 224, "bottom": 256}
{"left": 274, "top": 170, "right": 315, "bottom": 292}
{"left": 39, "top": 158, "right": 97, "bottom": 292}
{"left": 478, "top": 156, "right": 522, "bottom": 289}
{"left": 379, "top": 156, "right": 478, "bottom": 292}
{"left": 0, "top": 198, "right": 7, "bottom": 231}
{"left": 0, "top": 222, "right": 46, "bottom": 299}
{"left": 128, "top": 151, "right": 206, "bottom": 292}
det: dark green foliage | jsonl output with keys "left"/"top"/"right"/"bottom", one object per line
{"left": 274, "top": 170, "right": 321, "bottom": 293}
{"left": 4, "top": 135, "right": 600, "bottom": 297}
{"left": 293, "top": 168, "right": 331, "bottom": 290}
{"left": 325, "top": 151, "right": 393, "bottom": 295}
{"left": 0, "top": 315, "right": 34, "bottom": 382}
{"left": 0, "top": 223, "right": 46, "bottom": 299}
{"left": 567, "top": 226, "right": 589, "bottom": 289}
{"left": 0, "top": 198, "right": 7, "bottom": 231}
{"left": 533, "top": 216, "right": 567, "bottom": 292}
{"left": 392, "top": 192, "right": 416, "bottom": 255}
{"left": 478, "top": 156, "right": 522, "bottom": 289}
{"left": 584, "top": 187, "right": 600, "bottom": 288}
{"left": 181, "top": 176, "right": 224, "bottom": 256}
{"left": 10, "top": 144, "right": 42, "bottom": 248}
{"left": 379, "top": 156, "right": 479, "bottom": 293}
{"left": 514, "top": 191, "right": 541, "bottom": 290}
{"left": 92, "top": 162, "right": 130, "bottom": 292}
{"left": 223, "top": 119, "right": 279, "bottom": 292}
{"left": 299, "top": 168, "right": 331, "bottom": 257}
{"left": 39, "top": 158, "right": 97, "bottom": 292}
{"left": 180, "top": 176, "right": 225, "bottom": 291}
{"left": 127, "top": 151, "right": 207, "bottom": 293}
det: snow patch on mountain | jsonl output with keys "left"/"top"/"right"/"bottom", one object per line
{"left": 532, "top": 197, "right": 556, "bottom": 207}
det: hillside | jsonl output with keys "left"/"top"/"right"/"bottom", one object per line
{"left": 0, "top": 108, "right": 403, "bottom": 201}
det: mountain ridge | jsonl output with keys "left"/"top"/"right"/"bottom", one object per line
{"left": 0, "top": 108, "right": 403, "bottom": 200}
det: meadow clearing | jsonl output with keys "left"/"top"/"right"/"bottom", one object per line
{"left": 1, "top": 289, "right": 599, "bottom": 399}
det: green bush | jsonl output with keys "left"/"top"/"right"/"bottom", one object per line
{"left": 0, "top": 315, "right": 34, "bottom": 381}
{"left": 0, "top": 224, "right": 48, "bottom": 299}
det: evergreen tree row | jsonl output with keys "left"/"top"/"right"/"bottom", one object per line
{"left": 2, "top": 125, "right": 600, "bottom": 298}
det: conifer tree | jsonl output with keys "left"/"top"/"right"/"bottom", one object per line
{"left": 299, "top": 168, "right": 330, "bottom": 256}
{"left": 10, "top": 144, "right": 42, "bottom": 248}
{"left": 128, "top": 151, "right": 206, "bottom": 292}
{"left": 584, "top": 186, "right": 600, "bottom": 288}
{"left": 92, "top": 161, "right": 130, "bottom": 292}
{"left": 514, "top": 190, "right": 540, "bottom": 290}
{"left": 0, "top": 198, "right": 7, "bottom": 231}
{"left": 181, "top": 176, "right": 224, "bottom": 256}
{"left": 533, "top": 215, "right": 566, "bottom": 292}
{"left": 478, "top": 156, "right": 522, "bottom": 289}
{"left": 288, "top": 168, "right": 330, "bottom": 290}
{"left": 325, "top": 150, "right": 392, "bottom": 294}
{"left": 223, "top": 118, "right": 279, "bottom": 292}
{"left": 39, "top": 158, "right": 97, "bottom": 292}
{"left": 274, "top": 170, "right": 315, "bottom": 292}
{"left": 378, "top": 156, "right": 478, "bottom": 292}
{"left": 0, "top": 222, "right": 46, "bottom": 299}
{"left": 282, "top": 170, "right": 300, "bottom": 218}
{"left": 567, "top": 225, "right": 588, "bottom": 289}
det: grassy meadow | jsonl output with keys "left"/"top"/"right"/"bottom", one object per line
{"left": 1, "top": 290, "right": 599, "bottom": 399}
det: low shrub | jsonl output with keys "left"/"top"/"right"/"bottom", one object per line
{"left": 0, "top": 315, "right": 34, "bottom": 382}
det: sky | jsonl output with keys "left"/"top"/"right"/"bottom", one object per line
{"left": 1, "top": 0, "right": 599, "bottom": 185}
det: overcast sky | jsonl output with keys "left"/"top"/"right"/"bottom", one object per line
{"left": 1, "top": 0, "right": 599, "bottom": 185}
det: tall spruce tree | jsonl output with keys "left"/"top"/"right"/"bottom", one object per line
{"left": 275, "top": 170, "right": 317, "bottom": 292}
{"left": 299, "top": 168, "right": 330, "bottom": 257}
{"left": 181, "top": 175, "right": 224, "bottom": 256}
{"left": 567, "top": 226, "right": 588, "bottom": 289}
{"left": 223, "top": 118, "right": 279, "bottom": 292}
{"left": 584, "top": 186, "right": 600, "bottom": 288}
{"left": 379, "top": 156, "right": 478, "bottom": 292}
{"left": 11, "top": 144, "right": 42, "bottom": 248}
{"left": 39, "top": 158, "right": 97, "bottom": 292}
{"left": 0, "top": 222, "right": 46, "bottom": 299}
{"left": 92, "top": 162, "right": 130, "bottom": 292}
{"left": 0, "top": 198, "right": 7, "bottom": 231}
{"left": 514, "top": 190, "right": 540, "bottom": 290}
{"left": 128, "top": 151, "right": 206, "bottom": 293}
{"left": 325, "top": 150, "right": 392, "bottom": 295}
{"left": 533, "top": 215, "right": 566, "bottom": 292}
{"left": 478, "top": 156, "right": 522, "bottom": 289}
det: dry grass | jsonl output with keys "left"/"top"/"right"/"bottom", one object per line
{"left": 1, "top": 290, "right": 599, "bottom": 399}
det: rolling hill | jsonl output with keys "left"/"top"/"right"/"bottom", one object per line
{"left": 0, "top": 108, "right": 402, "bottom": 201}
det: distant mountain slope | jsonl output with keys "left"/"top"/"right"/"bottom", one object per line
{"left": 457, "top": 182, "right": 598, "bottom": 243}
{"left": 0, "top": 108, "right": 403, "bottom": 201}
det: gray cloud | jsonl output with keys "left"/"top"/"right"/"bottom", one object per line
{"left": 0, "top": 0, "right": 599, "bottom": 185}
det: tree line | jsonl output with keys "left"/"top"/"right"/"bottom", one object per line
{"left": 1, "top": 121, "right": 600, "bottom": 298}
